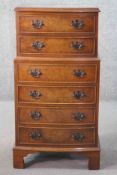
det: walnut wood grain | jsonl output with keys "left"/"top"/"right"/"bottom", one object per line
{"left": 19, "top": 36, "right": 96, "bottom": 57}
{"left": 19, "top": 13, "right": 96, "bottom": 34}
{"left": 17, "top": 106, "right": 96, "bottom": 125}
{"left": 18, "top": 85, "right": 96, "bottom": 105}
{"left": 17, "top": 63, "right": 97, "bottom": 84}
{"left": 18, "top": 126, "right": 95, "bottom": 146}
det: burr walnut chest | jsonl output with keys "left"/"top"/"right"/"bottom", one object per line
{"left": 13, "top": 8, "right": 100, "bottom": 170}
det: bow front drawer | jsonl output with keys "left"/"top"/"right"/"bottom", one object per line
{"left": 18, "top": 106, "right": 96, "bottom": 125}
{"left": 18, "top": 127, "right": 96, "bottom": 146}
{"left": 18, "top": 85, "right": 96, "bottom": 104}
{"left": 17, "top": 63, "right": 98, "bottom": 84}
{"left": 18, "top": 13, "right": 96, "bottom": 34}
{"left": 18, "top": 36, "right": 96, "bottom": 57}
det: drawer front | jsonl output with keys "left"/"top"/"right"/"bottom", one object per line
{"left": 19, "top": 13, "right": 96, "bottom": 34}
{"left": 18, "top": 86, "right": 96, "bottom": 104}
{"left": 18, "top": 107, "right": 96, "bottom": 125}
{"left": 18, "top": 63, "right": 97, "bottom": 83}
{"left": 18, "top": 127, "right": 95, "bottom": 146}
{"left": 19, "top": 36, "right": 96, "bottom": 57}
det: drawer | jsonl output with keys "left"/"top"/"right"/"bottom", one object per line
{"left": 19, "top": 13, "right": 96, "bottom": 34}
{"left": 18, "top": 106, "right": 96, "bottom": 125}
{"left": 17, "top": 63, "right": 97, "bottom": 83}
{"left": 18, "top": 127, "right": 95, "bottom": 146}
{"left": 18, "top": 85, "right": 96, "bottom": 104}
{"left": 18, "top": 36, "right": 96, "bottom": 57}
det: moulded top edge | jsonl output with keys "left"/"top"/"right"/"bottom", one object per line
{"left": 15, "top": 7, "right": 100, "bottom": 13}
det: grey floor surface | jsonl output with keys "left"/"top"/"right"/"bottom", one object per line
{"left": 0, "top": 101, "right": 117, "bottom": 174}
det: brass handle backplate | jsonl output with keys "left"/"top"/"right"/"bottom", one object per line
{"left": 29, "top": 131, "right": 41, "bottom": 140}
{"left": 73, "top": 91, "right": 86, "bottom": 99}
{"left": 72, "top": 133, "right": 85, "bottom": 142}
{"left": 73, "top": 70, "right": 86, "bottom": 77}
{"left": 71, "top": 19, "right": 84, "bottom": 29}
{"left": 32, "top": 41, "right": 45, "bottom": 50}
{"left": 32, "top": 20, "right": 44, "bottom": 29}
{"left": 73, "top": 112, "right": 86, "bottom": 121}
{"left": 28, "top": 69, "right": 41, "bottom": 78}
{"left": 29, "top": 90, "right": 41, "bottom": 99}
{"left": 29, "top": 111, "right": 41, "bottom": 120}
{"left": 71, "top": 41, "right": 84, "bottom": 50}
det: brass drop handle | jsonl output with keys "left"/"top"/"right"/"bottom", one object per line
{"left": 29, "top": 111, "right": 41, "bottom": 120}
{"left": 73, "top": 70, "right": 86, "bottom": 77}
{"left": 28, "top": 69, "right": 41, "bottom": 78}
{"left": 32, "top": 41, "right": 45, "bottom": 50}
{"left": 72, "top": 133, "right": 85, "bottom": 142}
{"left": 71, "top": 19, "right": 84, "bottom": 29}
{"left": 29, "top": 131, "right": 41, "bottom": 140}
{"left": 29, "top": 90, "right": 41, "bottom": 99}
{"left": 73, "top": 112, "right": 86, "bottom": 121}
{"left": 73, "top": 91, "right": 86, "bottom": 99}
{"left": 32, "top": 19, "right": 44, "bottom": 29}
{"left": 71, "top": 41, "right": 84, "bottom": 50}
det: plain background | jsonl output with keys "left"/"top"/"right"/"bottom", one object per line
{"left": 0, "top": 1, "right": 117, "bottom": 174}
{"left": 0, "top": 0, "right": 117, "bottom": 101}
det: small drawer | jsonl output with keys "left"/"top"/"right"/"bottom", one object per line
{"left": 17, "top": 63, "right": 97, "bottom": 84}
{"left": 19, "top": 13, "right": 96, "bottom": 34}
{"left": 18, "top": 85, "right": 96, "bottom": 105}
{"left": 18, "top": 36, "right": 96, "bottom": 57}
{"left": 18, "top": 106, "right": 96, "bottom": 125}
{"left": 18, "top": 127, "right": 96, "bottom": 146}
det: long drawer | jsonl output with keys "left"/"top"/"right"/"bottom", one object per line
{"left": 17, "top": 63, "right": 98, "bottom": 83}
{"left": 18, "top": 126, "right": 96, "bottom": 146}
{"left": 18, "top": 36, "right": 96, "bottom": 57}
{"left": 18, "top": 85, "right": 96, "bottom": 104}
{"left": 17, "top": 106, "right": 96, "bottom": 125}
{"left": 18, "top": 13, "right": 96, "bottom": 34}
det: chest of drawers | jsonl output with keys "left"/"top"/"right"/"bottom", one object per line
{"left": 13, "top": 8, "right": 100, "bottom": 170}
